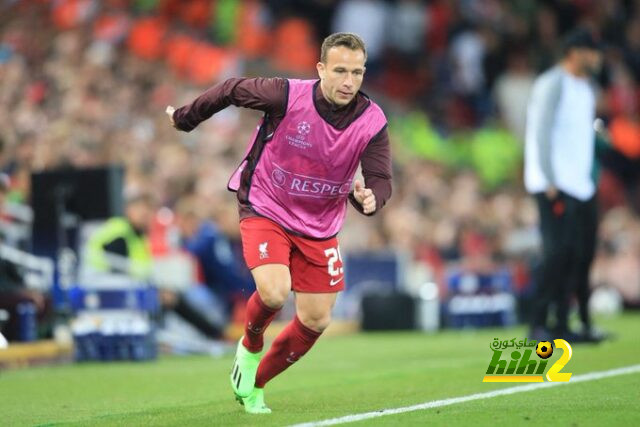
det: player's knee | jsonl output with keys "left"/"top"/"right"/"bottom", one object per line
{"left": 299, "top": 312, "right": 331, "bottom": 333}
{"left": 252, "top": 265, "right": 291, "bottom": 308}
{"left": 257, "top": 283, "right": 289, "bottom": 308}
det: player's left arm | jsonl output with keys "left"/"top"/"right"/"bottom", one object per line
{"left": 349, "top": 125, "right": 392, "bottom": 216}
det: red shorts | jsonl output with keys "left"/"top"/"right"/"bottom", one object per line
{"left": 240, "top": 216, "right": 345, "bottom": 293}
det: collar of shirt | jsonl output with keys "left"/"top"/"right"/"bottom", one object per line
{"left": 312, "top": 80, "right": 370, "bottom": 129}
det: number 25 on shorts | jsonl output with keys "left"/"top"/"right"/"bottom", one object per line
{"left": 324, "top": 247, "right": 343, "bottom": 286}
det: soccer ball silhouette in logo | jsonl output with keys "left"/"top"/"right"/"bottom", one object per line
{"left": 297, "top": 121, "right": 311, "bottom": 135}
{"left": 536, "top": 341, "right": 553, "bottom": 359}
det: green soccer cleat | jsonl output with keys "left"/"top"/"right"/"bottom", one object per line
{"left": 230, "top": 337, "right": 263, "bottom": 398}
{"left": 237, "top": 387, "right": 271, "bottom": 414}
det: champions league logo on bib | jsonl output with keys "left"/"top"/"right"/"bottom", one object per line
{"left": 286, "top": 121, "right": 313, "bottom": 149}
{"left": 297, "top": 121, "right": 311, "bottom": 136}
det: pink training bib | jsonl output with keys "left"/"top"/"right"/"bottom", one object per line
{"left": 229, "top": 79, "right": 387, "bottom": 239}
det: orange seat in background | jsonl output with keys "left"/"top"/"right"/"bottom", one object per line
{"left": 610, "top": 116, "right": 640, "bottom": 159}
{"left": 188, "top": 42, "right": 227, "bottom": 86}
{"left": 165, "top": 34, "right": 195, "bottom": 78}
{"left": 179, "top": 0, "right": 212, "bottom": 29}
{"left": 128, "top": 16, "right": 168, "bottom": 61}
{"left": 237, "top": 0, "right": 270, "bottom": 59}
{"left": 270, "top": 18, "right": 317, "bottom": 75}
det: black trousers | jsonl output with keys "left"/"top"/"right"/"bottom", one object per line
{"left": 531, "top": 192, "right": 598, "bottom": 332}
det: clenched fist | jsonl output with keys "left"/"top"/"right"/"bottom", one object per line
{"left": 166, "top": 105, "right": 176, "bottom": 127}
{"left": 353, "top": 179, "right": 376, "bottom": 214}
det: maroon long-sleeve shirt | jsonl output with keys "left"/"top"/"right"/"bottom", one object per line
{"left": 173, "top": 77, "right": 392, "bottom": 224}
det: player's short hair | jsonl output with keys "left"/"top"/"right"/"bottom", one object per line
{"left": 320, "top": 32, "right": 367, "bottom": 63}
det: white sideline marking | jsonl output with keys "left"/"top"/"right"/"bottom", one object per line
{"left": 289, "top": 364, "right": 640, "bottom": 427}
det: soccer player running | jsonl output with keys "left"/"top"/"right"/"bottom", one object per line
{"left": 167, "top": 33, "right": 392, "bottom": 414}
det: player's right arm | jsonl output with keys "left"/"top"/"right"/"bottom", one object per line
{"left": 167, "top": 77, "right": 287, "bottom": 132}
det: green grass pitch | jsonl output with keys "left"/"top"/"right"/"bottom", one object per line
{"left": 2, "top": 313, "right": 639, "bottom": 426}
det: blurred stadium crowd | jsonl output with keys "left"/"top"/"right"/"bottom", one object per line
{"left": 1, "top": 0, "right": 640, "bottom": 320}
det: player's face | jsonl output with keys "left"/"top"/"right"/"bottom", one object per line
{"left": 317, "top": 46, "right": 366, "bottom": 106}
